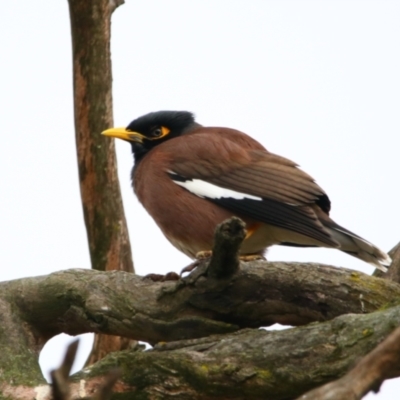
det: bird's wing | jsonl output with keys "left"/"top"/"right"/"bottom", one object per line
{"left": 166, "top": 132, "right": 337, "bottom": 246}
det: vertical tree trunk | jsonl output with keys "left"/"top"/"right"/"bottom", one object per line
{"left": 67, "top": 0, "right": 135, "bottom": 365}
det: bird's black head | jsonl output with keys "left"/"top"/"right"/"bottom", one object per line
{"left": 102, "top": 111, "right": 197, "bottom": 162}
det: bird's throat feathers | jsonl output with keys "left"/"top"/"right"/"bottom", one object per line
{"left": 131, "top": 142, "right": 149, "bottom": 165}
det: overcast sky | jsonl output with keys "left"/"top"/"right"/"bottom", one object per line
{"left": 1, "top": 1, "right": 399, "bottom": 398}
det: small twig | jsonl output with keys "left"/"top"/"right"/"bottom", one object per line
{"left": 50, "top": 339, "right": 79, "bottom": 400}
{"left": 297, "top": 325, "right": 400, "bottom": 400}
{"left": 108, "top": 0, "right": 125, "bottom": 13}
{"left": 207, "top": 217, "right": 246, "bottom": 278}
{"left": 91, "top": 369, "right": 122, "bottom": 400}
{"left": 50, "top": 339, "right": 121, "bottom": 400}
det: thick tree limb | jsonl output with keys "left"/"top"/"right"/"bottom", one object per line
{"left": 0, "top": 298, "right": 43, "bottom": 386}
{"left": 1, "top": 260, "right": 399, "bottom": 347}
{"left": 67, "top": 0, "right": 134, "bottom": 364}
{"left": 298, "top": 325, "right": 400, "bottom": 400}
{"left": 3, "top": 306, "right": 400, "bottom": 399}
{"left": 65, "top": 305, "right": 400, "bottom": 399}
{"left": 1, "top": 219, "right": 398, "bottom": 397}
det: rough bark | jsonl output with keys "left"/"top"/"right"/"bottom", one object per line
{"left": 0, "top": 220, "right": 398, "bottom": 398}
{"left": 298, "top": 325, "right": 400, "bottom": 400}
{"left": 0, "top": 298, "right": 43, "bottom": 387}
{"left": 2, "top": 306, "right": 400, "bottom": 399}
{"left": 67, "top": 0, "right": 134, "bottom": 364}
{"left": 70, "top": 307, "right": 400, "bottom": 399}
{"left": 207, "top": 217, "right": 245, "bottom": 278}
{"left": 1, "top": 260, "right": 399, "bottom": 347}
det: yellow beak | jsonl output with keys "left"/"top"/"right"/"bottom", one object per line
{"left": 101, "top": 127, "right": 144, "bottom": 143}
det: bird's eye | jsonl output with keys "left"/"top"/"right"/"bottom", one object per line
{"left": 150, "top": 126, "right": 170, "bottom": 139}
{"left": 152, "top": 128, "right": 162, "bottom": 137}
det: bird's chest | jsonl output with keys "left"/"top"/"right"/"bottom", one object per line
{"left": 131, "top": 159, "right": 234, "bottom": 257}
{"left": 133, "top": 160, "right": 178, "bottom": 217}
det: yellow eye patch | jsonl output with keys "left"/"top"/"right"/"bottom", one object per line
{"left": 161, "top": 126, "right": 170, "bottom": 136}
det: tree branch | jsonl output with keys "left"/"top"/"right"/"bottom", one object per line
{"left": 108, "top": 0, "right": 125, "bottom": 14}
{"left": 67, "top": 0, "right": 134, "bottom": 364}
{"left": 1, "top": 258, "right": 399, "bottom": 347}
{"left": 67, "top": 305, "right": 400, "bottom": 399}
{"left": 1, "top": 220, "right": 399, "bottom": 397}
{"left": 49, "top": 340, "right": 121, "bottom": 400}
{"left": 3, "top": 306, "right": 400, "bottom": 399}
{"left": 0, "top": 298, "right": 43, "bottom": 386}
{"left": 50, "top": 340, "right": 79, "bottom": 400}
{"left": 298, "top": 325, "right": 400, "bottom": 400}
{"left": 67, "top": 0, "right": 132, "bottom": 274}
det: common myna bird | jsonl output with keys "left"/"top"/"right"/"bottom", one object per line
{"left": 102, "top": 111, "right": 391, "bottom": 272}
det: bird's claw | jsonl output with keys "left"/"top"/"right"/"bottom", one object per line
{"left": 180, "top": 250, "right": 213, "bottom": 276}
{"left": 180, "top": 260, "right": 201, "bottom": 276}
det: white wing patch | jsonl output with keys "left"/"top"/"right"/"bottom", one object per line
{"left": 172, "top": 176, "right": 262, "bottom": 201}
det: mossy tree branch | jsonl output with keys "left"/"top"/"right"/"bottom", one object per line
{"left": 298, "top": 325, "right": 400, "bottom": 400}
{"left": 0, "top": 218, "right": 398, "bottom": 398}
{"left": 1, "top": 258, "right": 399, "bottom": 347}
{"left": 3, "top": 305, "right": 399, "bottom": 399}
{"left": 70, "top": 306, "right": 400, "bottom": 399}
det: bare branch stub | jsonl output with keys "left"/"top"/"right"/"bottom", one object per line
{"left": 49, "top": 339, "right": 121, "bottom": 400}
{"left": 50, "top": 339, "right": 79, "bottom": 400}
{"left": 108, "top": 0, "right": 125, "bottom": 13}
{"left": 91, "top": 369, "right": 122, "bottom": 400}
{"left": 207, "top": 217, "right": 246, "bottom": 278}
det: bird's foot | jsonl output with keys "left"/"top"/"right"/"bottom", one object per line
{"left": 180, "top": 252, "right": 265, "bottom": 276}
{"left": 196, "top": 251, "right": 265, "bottom": 262}
{"left": 195, "top": 250, "right": 213, "bottom": 259}
{"left": 143, "top": 272, "right": 180, "bottom": 282}
{"left": 239, "top": 254, "right": 266, "bottom": 262}
{"left": 180, "top": 250, "right": 213, "bottom": 276}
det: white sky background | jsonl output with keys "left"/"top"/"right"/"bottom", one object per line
{"left": 1, "top": 0, "right": 399, "bottom": 398}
